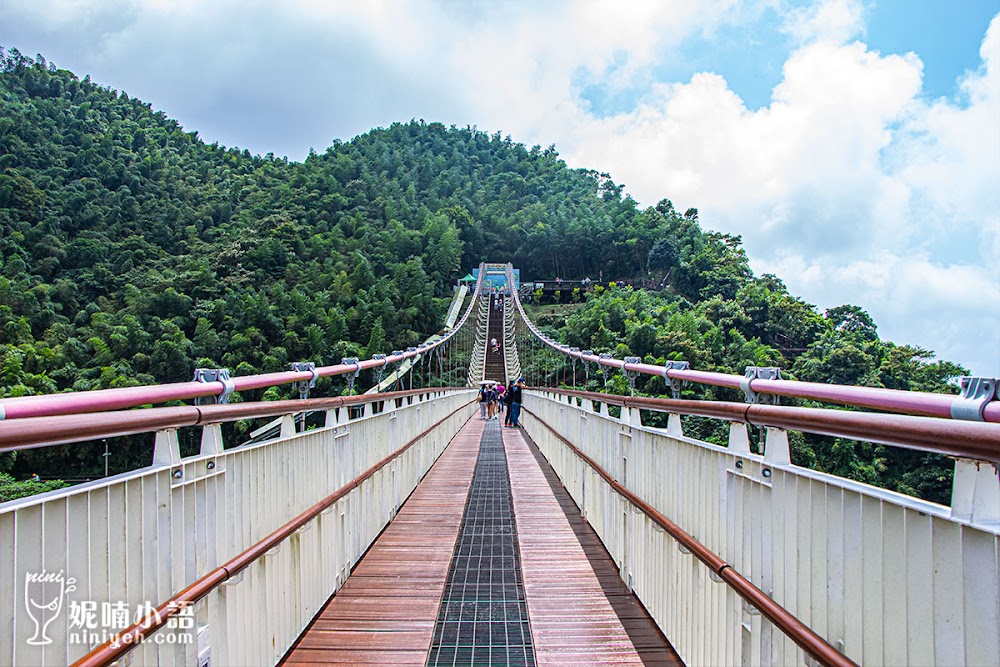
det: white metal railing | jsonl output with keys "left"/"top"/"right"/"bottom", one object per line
{"left": 522, "top": 390, "right": 1000, "bottom": 667}
{"left": 503, "top": 296, "right": 521, "bottom": 382}
{"left": 444, "top": 285, "right": 468, "bottom": 330}
{"left": 467, "top": 293, "right": 488, "bottom": 386}
{"left": 0, "top": 390, "right": 476, "bottom": 666}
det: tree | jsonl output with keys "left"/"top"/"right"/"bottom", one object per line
{"left": 672, "top": 232, "right": 751, "bottom": 301}
{"left": 364, "top": 317, "right": 386, "bottom": 359}
{"left": 0, "top": 472, "right": 67, "bottom": 503}
{"left": 826, "top": 305, "right": 878, "bottom": 342}
{"left": 647, "top": 238, "right": 679, "bottom": 287}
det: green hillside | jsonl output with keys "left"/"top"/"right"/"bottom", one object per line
{"left": 0, "top": 49, "right": 964, "bottom": 502}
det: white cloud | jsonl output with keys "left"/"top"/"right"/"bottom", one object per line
{"left": 761, "top": 252, "right": 999, "bottom": 372}
{"left": 542, "top": 12, "right": 1000, "bottom": 375}
{"left": 564, "top": 39, "right": 924, "bottom": 255}
{"left": 781, "top": 0, "right": 864, "bottom": 45}
{"left": 1, "top": 0, "right": 136, "bottom": 31}
{"left": 888, "top": 14, "right": 1000, "bottom": 262}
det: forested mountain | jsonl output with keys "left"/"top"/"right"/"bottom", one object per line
{"left": 0, "top": 50, "right": 965, "bottom": 503}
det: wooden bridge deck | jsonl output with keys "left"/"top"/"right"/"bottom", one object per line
{"left": 281, "top": 415, "right": 683, "bottom": 666}
{"left": 280, "top": 419, "right": 484, "bottom": 665}
{"left": 507, "top": 427, "right": 682, "bottom": 666}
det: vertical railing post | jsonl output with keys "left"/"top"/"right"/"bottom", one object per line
{"left": 763, "top": 428, "right": 791, "bottom": 466}
{"left": 280, "top": 414, "right": 296, "bottom": 438}
{"left": 200, "top": 423, "right": 224, "bottom": 455}
{"left": 728, "top": 422, "right": 751, "bottom": 454}
{"left": 153, "top": 428, "right": 182, "bottom": 477}
{"left": 951, "top": 459, "right": 1000, "bottom": 526}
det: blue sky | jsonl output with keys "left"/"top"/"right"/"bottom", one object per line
{"left": 866, "top": 0, "right": 999, "bottom": 100}
{"left": 1, "top": 0, "right": 998, "bottom": 376}
{"left": 581, "top": 0, "right": 1000, "bottom": 114}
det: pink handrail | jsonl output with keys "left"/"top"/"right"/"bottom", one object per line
{"left": 0, "top": 388, "right": 467, "bottom": 453}
{"left": 0, "top": 267, "right": 485, "bottom": 420}
{"left": 546, "top": 389, "right": 1000, "bottom": 464}
{"left": 506, "top": 263, "right": 998, "bottom": 423}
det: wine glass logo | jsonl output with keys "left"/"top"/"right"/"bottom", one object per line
{"left": 24, "top": 570, "right": 77, "bottom": 646}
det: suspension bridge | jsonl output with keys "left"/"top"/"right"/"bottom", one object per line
{"left": 1, "top": 262, "right": 998, "bottom": 667}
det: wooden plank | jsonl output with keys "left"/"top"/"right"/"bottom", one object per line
{"left": 505, "top": 427, "right": 685, "bottom": 666}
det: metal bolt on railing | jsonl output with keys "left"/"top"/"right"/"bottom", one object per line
{"left": 341, "top": 358, "right": 360, "bottom": 394}
{"left": 951, "top": 376, "right": 999, "bottom": 421}
{"left": 193, "top": 368, "right": 235, "bottom": 405}
{"left": 291, "top": 362, "right": 318, "bottom": 400}
{"left": 741, "top": 366, "right": 782, "bottom": 405}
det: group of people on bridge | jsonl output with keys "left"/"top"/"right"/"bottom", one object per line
{"left": 554, "top": 276, "right": 592, "bottom": 287}
{"left": 478, "top": 378, "right": 525, "bottom": 427}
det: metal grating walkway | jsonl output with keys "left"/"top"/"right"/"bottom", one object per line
{"left": 427, "top": 419, "right": 535, "bottom": 667}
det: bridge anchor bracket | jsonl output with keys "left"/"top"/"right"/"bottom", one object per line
{"left": 193, "top": 368, "right": 235, "bottom": 405}
{"left": 371, "top": 354, "right": 387, "bottom": 387}
{"left": 342, "top": 358, "right": 361, "bottom": 394}
{"left": 662, "top": 360, "right": 690, "bottom": 399}
{"left": 599, "top": 353, "right": 613, "bottom": 387}
{"left": 388, "top": 350, "right": 405, "bottom": 390}
{"left": 291, "top": 362, "right": 318, "bottom": 400}
{"left": 623, "top": 357, "right": 641, "bottom": 394}
{"left": 950, "top": 376, "right": 999, "bottom": 421}
{"left": 741, "top": 366, "right": 781, "bottom": 405}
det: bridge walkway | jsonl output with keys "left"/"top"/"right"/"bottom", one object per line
{"left": 484, "top": 294, "right": 507, "bottom": 384}
{"left": 280, "top": 418, "right": 483, "bottom": 666}
{"left": 281, "top": 415, "right": 681, "bottom": 666}
{"left": 507, "top": 421, "right": 682, "bottom": 666}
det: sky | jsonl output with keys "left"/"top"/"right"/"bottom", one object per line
{"left": 2, "top": 0, "right": 999, "bottom": 377}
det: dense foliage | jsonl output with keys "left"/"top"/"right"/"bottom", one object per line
{"left": 524, "top": 281, "right": 963, "bottom": 503}
{"left": 0, "top": 50, "right": 964, "bottom": 503}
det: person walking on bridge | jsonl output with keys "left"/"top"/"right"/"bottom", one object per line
{"left": 487, "top": 383, "right": 499, "bottom": 420}
{"left": 504, "top": 379, "right": 515, "bottom": 426}
{"left": 478, "top": 384, "right": 489, "bottom": 419}
{"left": 508, "top": 378, "right": 525, "bottom": 428}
